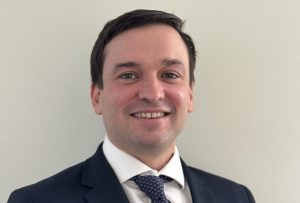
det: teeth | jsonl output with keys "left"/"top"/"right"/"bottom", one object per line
{"left": 132, "top": 112, "right": 166, "bottom": 119}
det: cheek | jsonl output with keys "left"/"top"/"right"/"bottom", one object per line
{"left": 102, "top": 86, "right": 135, "bottom": 113}
{"left": 171, "top": 87, "right": 193, "bottom": 109}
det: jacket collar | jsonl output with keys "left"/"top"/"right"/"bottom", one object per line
{"left": 81, "top": 143, "right": 130, "bottom": 203}
{"left": 80, "top": 142, "right": 215, "bottom": 203}
{"left": 181, "top": 159, "right": 216, "bottom": 203}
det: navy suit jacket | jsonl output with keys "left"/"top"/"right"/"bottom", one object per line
{"left": 8, "top": 143, "right": 255, "bottom": 203}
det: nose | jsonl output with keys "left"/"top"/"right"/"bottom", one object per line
{"left": 138, "top": 75, "right": 165, "bottom": 102}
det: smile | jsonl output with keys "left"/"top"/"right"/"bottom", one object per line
{"left": 131, "top": 112, "right": 169, "bottom": 119}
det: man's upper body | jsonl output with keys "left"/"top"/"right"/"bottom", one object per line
{"left": 8, "top": 139, "right": 255, "bottom": 203}
{"left": 8, "top": 9, "right": 255, "bottom": 202}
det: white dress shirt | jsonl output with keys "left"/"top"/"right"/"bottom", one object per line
{"left": 103, "top": 136, "right": 192, "bottom": 203}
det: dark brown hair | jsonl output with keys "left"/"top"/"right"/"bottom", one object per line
{"left": 91, "top": 9, "right": 196, "bottom": 88}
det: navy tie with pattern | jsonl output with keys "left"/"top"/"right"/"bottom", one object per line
{"left": 131, "top": 175, "right": 172, "bottom": 203}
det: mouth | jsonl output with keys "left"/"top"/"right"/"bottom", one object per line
{"left": 130, "top": 112, "right": 170, "bottom": 119}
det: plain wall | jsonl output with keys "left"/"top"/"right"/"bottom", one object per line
{"left": 1, "top": 0, "right": 299, "bottom": 202}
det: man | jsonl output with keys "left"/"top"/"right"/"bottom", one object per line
{"left": 8, "top": 9, "right": 255, "bottom": 203}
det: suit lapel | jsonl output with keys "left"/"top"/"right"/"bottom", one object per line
{"left": 84, "top": 182, "right": 129, "bottom": 203}
{"left": 181, "top": 160, "right": 216, "bottom": 203}
{"left": 81, "top": 143, "right": 130, "bottom": 203}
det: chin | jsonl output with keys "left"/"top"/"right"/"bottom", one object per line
{"left": 134, "top": 133, "right": 175, "bottom": 148}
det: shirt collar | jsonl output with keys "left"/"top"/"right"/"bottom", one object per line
{"left": 103, "top": 136, "right": 185, "bottom": 188}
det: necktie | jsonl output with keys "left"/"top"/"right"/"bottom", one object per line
{"left": 131, "top": 175, "right": 172, "bottom": 203}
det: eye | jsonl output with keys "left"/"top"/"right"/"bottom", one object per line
{"left": 119, "top": 72, "right": 138, "bottom": 79}
{"left": 161, "top": 72, "right": 180, "bottom": 79}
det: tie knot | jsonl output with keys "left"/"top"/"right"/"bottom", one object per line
{"left": 131, "top": 175, "right": 172, "bottom": 203}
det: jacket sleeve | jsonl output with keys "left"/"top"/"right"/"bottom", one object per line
{"left": 7, "top": 189, "right": 34, "bottom": 203}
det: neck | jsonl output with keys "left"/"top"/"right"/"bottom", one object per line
{"left": 118, "top": 142, "right": 176, "bottom": 171}
{"left": 133, "top": 146, "right": 175, "bottom": 171}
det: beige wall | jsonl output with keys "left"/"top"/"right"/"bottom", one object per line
{"left": 1, "top": 0, "right": 299, "bottom": 202}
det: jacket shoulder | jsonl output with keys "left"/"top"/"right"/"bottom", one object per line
{"left": 8, "top": 161, "right": 89, "bottom": 203}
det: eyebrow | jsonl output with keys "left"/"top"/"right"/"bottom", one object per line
{"left": 114, "top": 61, "right": 139, "bottom": 69}
{"left": 112, "top": 62, "right": 139, "bottom": 74}
{"left": 161, "top": 58, "right": 184, "bottom": 67}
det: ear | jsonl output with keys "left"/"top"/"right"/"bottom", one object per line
{"left": 188, "top": 84, "right": 194, "bottom": 113}
{"left": 90, "top": 84, "right": 103, "bottom": 115}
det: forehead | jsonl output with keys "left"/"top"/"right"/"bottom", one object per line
{"left": 103, "top": 24, "right": 189, "bottom": 68}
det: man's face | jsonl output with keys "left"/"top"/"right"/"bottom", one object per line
{"left": 91, "top": 24, "right": 194, "bottom": 156}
